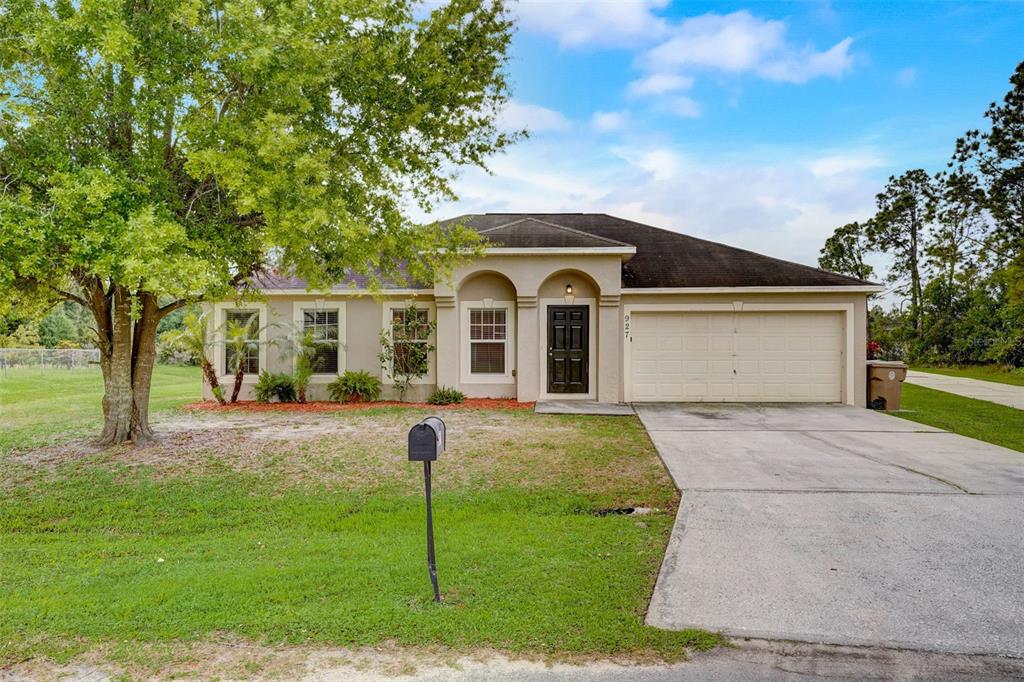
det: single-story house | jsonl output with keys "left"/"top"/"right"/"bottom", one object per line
{"left": 204, "top": 213, "right": 881, "bottom": 404}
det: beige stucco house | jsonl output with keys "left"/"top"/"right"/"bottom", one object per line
{"left": 204, "top": 213, "right": 882, "bottom": 405}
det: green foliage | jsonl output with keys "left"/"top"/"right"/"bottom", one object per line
{"left": 818, "top": 221, "right": 874, "bottom": 282}
{"left": 826, "top": 60, "right": 1024, "bottom": 367}
{"left": 328, "top": 370, "right": 383, "bottom": 403}
{"left": 427, "top": 386, "right": 465, "bottom": 405}
{"left": 379, "top": 304, "right": 437, "bottom": 400}
{"left": 0, "top": 0, "right": 515, "bottom": 438}
{"left": 252, "top": 371, "right": 297, "bottom": 403}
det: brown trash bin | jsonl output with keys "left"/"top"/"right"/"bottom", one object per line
{"left": 866, "top": 360, "right": 908, "bottom": 410}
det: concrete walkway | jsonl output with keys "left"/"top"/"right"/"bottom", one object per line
{"left": 906, "top": 370, "right": 1024, "bottom": 409}
{"left": 638, "top": 403, "right": 1024, "bottom": 658}
{"left": 534, "top": 400, "right": 634, "bottom": 416}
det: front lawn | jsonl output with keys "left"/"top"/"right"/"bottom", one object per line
{"left": 911, "top": 365, "right": 1024, "bottom": 387}
{"left": 0, "top": 396, "right": 716, "bottom": 675}
{"left": 0, "top": 365, "right": 201, "bottom": 453}
{"left": 889, "top": 383, "right": 1024, "bottom": 452}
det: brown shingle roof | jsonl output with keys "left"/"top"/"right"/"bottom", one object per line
{"left": 440, "top": 213, "right": 872, "bottom": 288}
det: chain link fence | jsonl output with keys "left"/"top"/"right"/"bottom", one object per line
{"left": 0, "top": 348, "right": 101, "bottom": 372}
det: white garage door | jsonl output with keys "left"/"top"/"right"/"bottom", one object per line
{"left": 629, "top": 311, "right": 844, "bottom": 402}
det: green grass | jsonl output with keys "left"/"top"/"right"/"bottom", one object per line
{"left": 0, "top": 384, "right": 717, "bottom": 671}
{"left": 0, "top": 365, "right": 201, "bottom": 452}
{"left": 911, "top": 365, "right": 1024, "bottom": 387}
{"left": 889, "top": 383, "right": 1024, "bottom": 452}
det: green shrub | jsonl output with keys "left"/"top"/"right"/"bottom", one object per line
{"left": 427, "top": 385, "right": 465, "bottom": 405}
{"left": 328, "top": 370, "right": 382, "bottom": 403}
{"left": 253, "top": 371, "right": 298, "bottom": 403}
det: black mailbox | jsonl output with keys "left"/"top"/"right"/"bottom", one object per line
{"left": 408, "top": 416, "right": 445, "bottom": 461}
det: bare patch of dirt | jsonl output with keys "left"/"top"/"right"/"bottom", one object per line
{"left": 1, "top": 639, "right": 693, "bottom": 681}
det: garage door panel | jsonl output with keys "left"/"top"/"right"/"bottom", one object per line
{"left": 629, "top": 311, "right": 843, "bottom": 402}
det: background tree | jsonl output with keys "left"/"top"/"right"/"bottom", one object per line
{"left": 818, "top": 221, "right": 874, "bottom": 281}
{"left": 0, "top": 0, "right": 516, "bottom": 443}
{"left": 865, "top": 169, "right": 936, "bottom": 334}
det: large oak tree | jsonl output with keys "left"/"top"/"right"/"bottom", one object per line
{"left": 0, "top": 0, "right": 517, "bottom": 444}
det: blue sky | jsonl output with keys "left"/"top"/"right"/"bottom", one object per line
{"left": 422, "top": 1, "right": 1024, "bottom": 269}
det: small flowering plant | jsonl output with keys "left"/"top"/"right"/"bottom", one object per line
{"left": 867, "top": 340, "right": 881, "bottom": 360}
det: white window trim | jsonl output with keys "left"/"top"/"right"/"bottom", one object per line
{"left": 381, "top": 300, "right": 437, "bottom": 386}
{"left": 460, "top": 300, "right": 515, "bottom": 385}
{"left": 538, "top": 298, "right": 597, "bottom": 401}
{"left": 621, "top": 302, "right": 856, "bottom": 406}
{"left": 212, "top": 301, "right": 269, "bottom": 383}
{"left": 291, "top": 301, "right": 346, "bottom": 383}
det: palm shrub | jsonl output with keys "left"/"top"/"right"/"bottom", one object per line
{"left": 162, "top": 310, "right": 225, "bottom": 404}
{"left": 328, "top": 370, "right": 383, "bottom": 403}
{"left": 253, "top": 371, "right": 298, "bottom": 403}
{"left": 427, "top": 386, "right": 465, "bottom": 405}
{"left": 224, "top": 313, "right": 262, "bottom": 403}
{"left": 292, "top": 329, "right": 320, "bottom": 403}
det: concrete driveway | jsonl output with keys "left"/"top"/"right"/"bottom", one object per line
{"left": 638, "top": 403, "right": 1024, "bottom": 657}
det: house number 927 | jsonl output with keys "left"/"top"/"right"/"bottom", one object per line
{"left": 624, "top": 314, "right": 631, "bottom": 341}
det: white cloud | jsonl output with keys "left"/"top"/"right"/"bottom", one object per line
{"left": 497, "top": 100, "right": 571, "bottom": 134}
{"left": 640, "top": 10, "right": 854, "bottom": 83}
{"left": 667, "top": 96, "right": 701, "bottom": 118}
{"left": 808, "top": 151, "right": 887, "bottom": 177}
{"left": 613, "top": 147, "right": 683, "bottom": 181}
{"left": 896, "top": 67, "right": 917, "bottom": 85}
{"left": 627, "top": 73, "right": 695, "bottom": 97}
{"left": 512, "top": 0, "right": 669, "bottom": 48}
{"left": 591, "top": 110, "right": 629, "bottom": 133}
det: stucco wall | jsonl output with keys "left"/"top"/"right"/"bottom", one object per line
{"left": 201, "top": 262, "right": 868, "bottom": 406}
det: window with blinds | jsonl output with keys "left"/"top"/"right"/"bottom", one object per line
{"left": 469, "top": 308, "right": 506, "bottom": 374}
{"left": 224, "top": 309, "right": 259, "bottom": 375}
{"left": 391, "top": 308, "right": 430, "bottom": 374}
{"left": 303, "top": 309, "right": 339, "bottom": 374}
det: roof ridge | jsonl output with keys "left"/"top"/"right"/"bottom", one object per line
{"left": 479, "top": 216, "right": 633, "bottom": 248}
{"left": 595, "top": 214, "right": 875, "bottom": 286}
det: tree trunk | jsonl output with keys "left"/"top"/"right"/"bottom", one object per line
{"left": 88, "top": 283, "right": 168, "bottom": 445}
{"left": 201, "top": 360, "right": 226, "bottom": 405}
{"left": 231, "top": 368, "right": 245, "bottom": 403}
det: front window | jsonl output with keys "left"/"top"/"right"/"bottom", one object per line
{"left": 303, "top": 309, "right": 339, "bottom": 374}
{"left": 224, "top": 309, "right": 259, "bottom": 375}
{"left": 391, "top": 308, "right": 430, "bottom": 374}
{"left": 469, "top": 308, "right": 507, "bottom": 374}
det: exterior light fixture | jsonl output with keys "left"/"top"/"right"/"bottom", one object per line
{"left": 564, "top": 283, "right": 575, "bottom": 304}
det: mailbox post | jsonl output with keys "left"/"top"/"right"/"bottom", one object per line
{"left": 408, "top": 416, "right": 445, "bottom": 603}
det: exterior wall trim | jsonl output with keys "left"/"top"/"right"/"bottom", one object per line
{"left": 256, "top": 288, "right": 433, "bottom": 296}
{"left": 621, "top": 285, "right": 883, "bottom": 294}
{"left": 459, "top": 300, "right": 516, "bottom": 385}
{"left": 380, "top": 300, "right": 437, "bottom": 386}
{"left": 622, "top": 302, "right": 857, "bottom": 406}
{"left": 291, "top": 300, "right": 347, "bottom": 383}
{"left": 212, "top": 301, "right": 269, "bottom": 384}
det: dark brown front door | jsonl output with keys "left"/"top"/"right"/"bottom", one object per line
{"left": 547, "top": 306, "right": 589, "bottom": 394}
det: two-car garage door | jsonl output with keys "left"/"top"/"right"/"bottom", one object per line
{"left": 628, "top": 311, "right": 844, "bottom": 402}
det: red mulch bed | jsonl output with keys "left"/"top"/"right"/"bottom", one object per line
{"left": 183, "top": 399, "right": 535, "bottom": 412}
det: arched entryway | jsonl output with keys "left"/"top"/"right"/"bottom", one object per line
{"left": 537, "top": 270, "right": 600, "bottom": 399}
{"left": 456, "top": 271, "right": 518, "bottom": 398}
